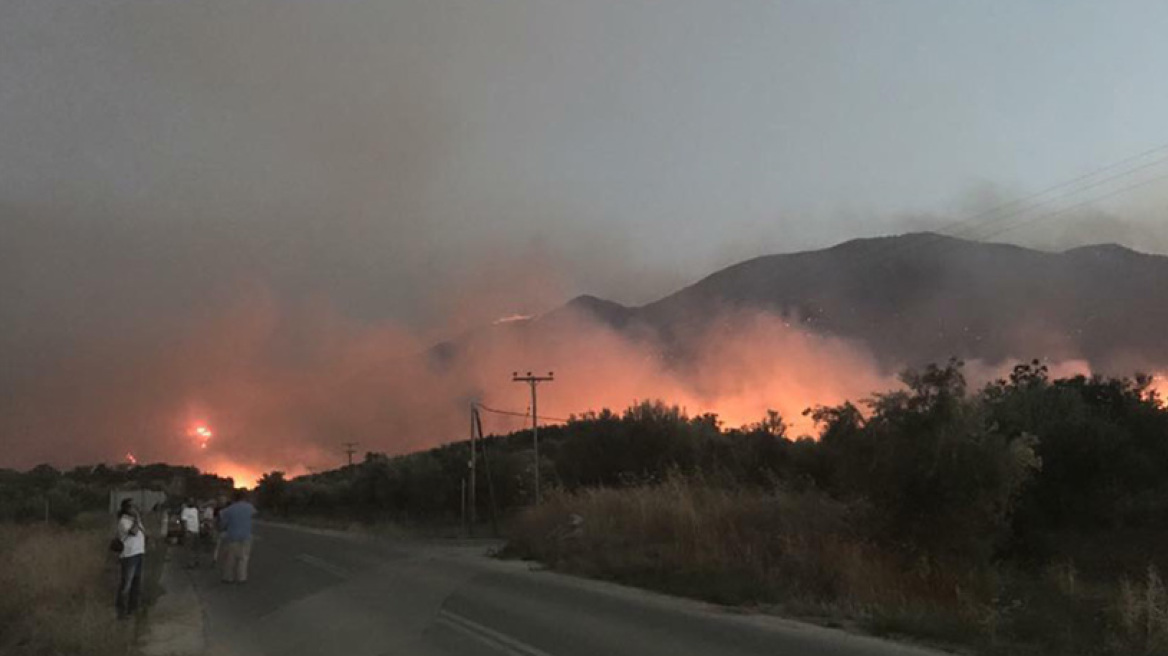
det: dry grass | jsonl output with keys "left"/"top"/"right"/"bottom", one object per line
{"left": 0, "top": 514, "right": 146, "bottom": 656}
{"left": 1115, "top": 566, "right": 1168, "bottom": 655}
{"left": 505, "top": 476, "right": 991, "bottom": 644}
{"left": 506, "top": 476, "right": 1168, "bottom": 655}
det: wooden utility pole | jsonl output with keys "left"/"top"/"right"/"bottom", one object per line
{"left": 511, "top": 371, "right": 554, "bottom": 504}
{"left": 473, "top": 406, "right": 500, "bottom": 536}
{"left": 342, "top": 442, "right": 358, "bottom": 466}
{"left": 468, "top": 403, "right": 477, "bottom": 530}
{"left": 460, "top": 477, "right": 467, "bottom": 537}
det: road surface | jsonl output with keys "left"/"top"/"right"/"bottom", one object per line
{"left": 185, "top": 522, "right": 941, "bottom": 656}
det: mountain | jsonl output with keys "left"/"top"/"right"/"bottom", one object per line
{"left": 554, "top": 233, "right": 1168, "bottom": 372}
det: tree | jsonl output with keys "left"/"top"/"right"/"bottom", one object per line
{"left": 816, "top": 361, "right": 1041, "bottom": 562}
{"left": 255, "top": 471, "right": 288, "bottom": 515}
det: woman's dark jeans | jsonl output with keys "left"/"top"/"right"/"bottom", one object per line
{"left": 116, "top": 554, "right": 144, "bottom": 618}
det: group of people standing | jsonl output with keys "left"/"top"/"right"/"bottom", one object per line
{"left": 178, "top": 497, "right": 214, "bottom": 568}
{"left": 113, "top": 490, "right": 257, "bottom": 619}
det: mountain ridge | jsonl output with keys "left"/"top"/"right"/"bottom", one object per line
{"left": 547, "top": 233, "right": 1168, "bottom": 371}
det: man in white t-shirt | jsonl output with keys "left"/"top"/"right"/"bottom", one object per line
{"left": 115, "top": 498, "right": 147, "bottom": 619}
{"left": 180, "top": 498, "right": 201, "bottom": 568}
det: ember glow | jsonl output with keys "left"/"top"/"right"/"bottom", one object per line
{"left": 1148, "top": 375, "right": 1168, "bottom": 407}
{"left": 201, "top": 457, "right": 265, "bottom": 489}
{"left": 125, "top": 452, "right": 137, "bottom": 465}
{"left": 493, "top": 314, "right": 534, "bottom": 325}
{"left": 189, "top": 424, "right": 214, "bottom": 450}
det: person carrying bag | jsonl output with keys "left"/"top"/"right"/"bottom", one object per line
{"left": 113, "top": 498, "right": 147, "bottom": 619}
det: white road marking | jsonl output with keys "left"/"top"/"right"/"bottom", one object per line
{"left": 436, "top": 608, "right": 556, "bottom": 656}
{"left": 295, "top": 553, "right": 349, "bottom": 579}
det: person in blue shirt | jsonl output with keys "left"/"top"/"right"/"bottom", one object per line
{"left": 217, "top": 489, "right": 257, "bottom": 584}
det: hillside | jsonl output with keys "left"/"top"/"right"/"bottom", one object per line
{"left": 555, "top": 233, "right": 1168, "bottom": 371}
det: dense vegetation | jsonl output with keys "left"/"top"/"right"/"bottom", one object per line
{"left": 256, "top": 359, "right": 1168, "bottom": 654}
{"left": 259, "top": 359, "right": 1168, "bottom": 542}
{"left": 0, "top": 466, "right": 227, "bottom": 653}
{"left": 0, "top": 463, "right": 234, "bottom": 524}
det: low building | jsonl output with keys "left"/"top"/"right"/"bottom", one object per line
{"left": 108, "top": 488, "right": 168, "bottom": 514}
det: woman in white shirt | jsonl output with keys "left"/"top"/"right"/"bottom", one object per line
{"left": 114, "top": 498, "right": 147, "bottom": 619}
{"left": 180, "top": 499, "right": 200, "bottom": 568}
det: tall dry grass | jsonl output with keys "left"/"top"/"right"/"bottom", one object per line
{"left": 505, "top": 476, "right": 991, "bottom": 636}
{"left": 507, "top": 476, "right": 1168, "bottom": 655}
{"left": 1114, "top": 565, "right": 1168, "bottom": 655}
{"left": 0, "top": 515, "right": 138, "bottom": 656}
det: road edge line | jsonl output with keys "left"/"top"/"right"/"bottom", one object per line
{"left": 437, "top": 608, "right": 555, "bottom": 656}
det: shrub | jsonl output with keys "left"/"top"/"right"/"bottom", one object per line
{"left": 1115, "top": 566, "right": 1168, "bottom": 655}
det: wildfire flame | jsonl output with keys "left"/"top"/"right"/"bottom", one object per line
{"left": 190, "top": 424, "right": 214, "bottom": 449}
{"left": 125, "top": 451, "right": 138, "bottom": 465}
{"left": 1148, "top": 375, "right": 1168, "bottom": 408}
{"left": 202, "top": 458, "right": 265, "bottom": 488}
{"left": 492, "top": 314, "right": 533, "bottom": 325}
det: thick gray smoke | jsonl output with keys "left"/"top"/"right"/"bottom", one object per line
{"left": 5, "top": 1, "right": 1168, "bottom": 479}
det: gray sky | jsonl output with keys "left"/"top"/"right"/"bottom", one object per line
{"left": 4, "top": 0, "right": 1168, "bottom": 469}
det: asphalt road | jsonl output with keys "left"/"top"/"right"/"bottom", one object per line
{"left": 188, "top": 522, "right": 941, "bottom": 656}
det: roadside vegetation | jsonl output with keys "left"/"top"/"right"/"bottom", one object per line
{"left": 0, "top": 465, "right": 225, "bottom": 655}
{"left": 255, "top": 359, "right": 1168, "bottom": 655}
{"left": 0, "top": 512, "right": 165, "bottom": 656}
{"left": 0, "top": 463, "right": 234, "bottom": 525}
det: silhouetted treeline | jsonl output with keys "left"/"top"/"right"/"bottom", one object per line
{"left": 0, "top": 463, "right": 234, "bottom": 524}
{"left": 257, "top": 359, "right": 1168, "bottom": 566}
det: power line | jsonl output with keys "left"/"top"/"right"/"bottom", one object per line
{"left": 972, "top": 169, "right": 1168, "bottom": 243}
{"left": 475, "top": 403, "right": 569, "bottom": 424}
{"left": 833, "top": 147, "right": 1168, "bottom": 286}
{"left": 933, "top": 144, "right": 1168, "bottom": 243}
{"left": 745, "top": 140, "right": 1168, "bottom": 325}
{"left": 882, "top": 166, "right": 1168, "bottom": 283}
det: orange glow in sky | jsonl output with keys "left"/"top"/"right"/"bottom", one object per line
{"left": 201, "top": 458, "right": 264, "bottom": 488}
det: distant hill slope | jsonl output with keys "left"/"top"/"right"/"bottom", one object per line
{"left": 556, "top": 233, "right": 1168, "bottom": 371}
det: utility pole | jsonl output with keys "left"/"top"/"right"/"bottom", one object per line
{"left": 512, "top": 371, "right": 554, "bottom": 504}
{"left": 468, "top": 403, "right": 477, "bottom": 531}
{"left": 473, "top": 406, "right": 500, "bottom": 537}
{"left": 460, "top": 478, "right": 467, "bottom": 537}
{"left": 342, "top": 442, "right": 358, "bottom": 467}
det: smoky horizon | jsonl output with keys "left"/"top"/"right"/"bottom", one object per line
{"left": 5, "top": 0, "right": 1168, "bottom": 478}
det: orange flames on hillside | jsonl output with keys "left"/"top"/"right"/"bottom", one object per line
{"left": 76, "top": 285, "right": 1167, "bottom": 481}
{"left": 200, "top": 458, "right": 265, "bottom": 488}
{"left": 1147, "top": 375, "right": 1168, "bottom": 407}
{"left": 149, "top": 301, "right": 898, "bottom": 477}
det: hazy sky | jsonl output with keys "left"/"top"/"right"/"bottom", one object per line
{"left": 4, "top": 0, "right": 1168, "bottom": 470}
